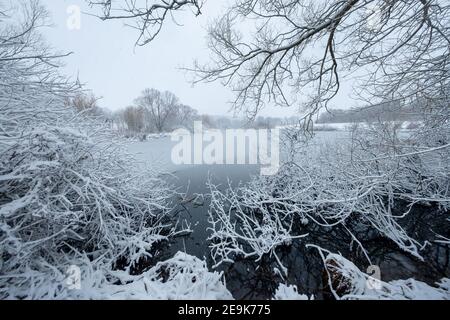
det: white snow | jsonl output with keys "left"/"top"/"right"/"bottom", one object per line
{"left": 99, "top": 252, "right": 233, "bottom": 300}
{"left": 272, "top": 284, "right": 313, "bottom": 300}
{"left": 315, "top": 247, "right": 450, "bottom": 300}
{"left": 5, "top": 252, "right": 233, "bottom": 300}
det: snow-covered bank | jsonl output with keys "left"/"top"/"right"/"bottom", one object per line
{"left": 69, "top": 252, "right": 233, "bottom": 300}
{"left": 9, "top": 247, "right": 448, "bottom": 300}
{"left": 2, "top": 252, "right": 232, "bottom": 300}
{"left": 120, "top": 132, "right": 172, "bottom": 142}
{"left": 0, "top": 4, "right": 182, "bottom": 300}
{"left": 318, "top": 248, "right": 450, "bottom": 300}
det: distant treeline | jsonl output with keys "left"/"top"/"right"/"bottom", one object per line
{"left": 317, "top": 101, "right": 424, "bottom": 124}
{"left": 68, "top": 90, "right": 294, "bottom": 139}
{"left": 202, "top": 115, "right": 291, "bottom": 130}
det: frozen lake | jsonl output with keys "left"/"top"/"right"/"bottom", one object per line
{"left": 126, "top": 130, "right": 352, "bottom": 172}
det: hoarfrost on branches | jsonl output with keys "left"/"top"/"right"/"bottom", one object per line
{"left": 272, "top": 284, "right": 313, "bottom": 300}
{"left": 4, "top": 252, "right": 232, "bottom": 300}
{"left": 0, "top": 1, "right": 184, "bottom": 299}
{"left": 207, "top": 124, "right": 449, "bottom": 270}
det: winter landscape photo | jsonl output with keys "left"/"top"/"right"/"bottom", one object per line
{"left": 0, "top": 0, "right": 449, "bottom": 302}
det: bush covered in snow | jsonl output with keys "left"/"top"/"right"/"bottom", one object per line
{"left": 4, "top": 252, "right": 232, "bottom": 300}
{"left": 272, "top": 284, "right": 312, "bottom": 300}
{"left": 0, "top": 1, "right": 180, "bottom": 299}
{"left": 314, "top": 246, "right": 450, "bottom": 300}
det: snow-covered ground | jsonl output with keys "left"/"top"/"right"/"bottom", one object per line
{"left": 317, "top": 248, "right": 450, "bottom": 300}
{"left": 73, "top": 252, "right": 234, "bottom": 300}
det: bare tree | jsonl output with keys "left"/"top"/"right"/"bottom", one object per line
{"left": 89, "top": 0, "right": 449, "bottom": 126}
{"left": 195, "top": 0, "right": 449, "bottom": 125}
{"left": 175, "top": 103, "right": 199, "bottom": 128}
{"left": 134, "top": 88, "right": 178, "bottom": 132}
{"left": 123, "top": 105, "right": 145, "bottom": 133}
{"left": 111, "top": 89, "right": 199, "bottom": 136}
{"left": 87, "top": 0, "right": 204, "bottom": 46}
{"left": 0, "top": 0, "right": 76, "bottom": 139}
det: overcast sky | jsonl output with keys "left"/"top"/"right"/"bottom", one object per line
{"left": 41, "top": 0, "right": 356, "bottom": 117}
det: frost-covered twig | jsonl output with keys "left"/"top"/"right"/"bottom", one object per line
{"left": 3, "top": 252, "right": 232, "bottom": 300}
{"left": 207, "top": 177, "right": 308, "bottom": 274}
{"left": 0, "top": 2, "right": 184, "bottom": 299}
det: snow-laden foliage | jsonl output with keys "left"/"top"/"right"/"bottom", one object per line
{"left": 0, "top": 126, "right": 175, "bottom": 276}
{"left": 208, "top": 178, "right": 308, "bottom": 273}
{"left": 313, "top": 246, "right": 450, "bottom": 300}
{"left": 272, "top": 284, "right": 312, "bottom": 300}
{"left": 0, "top": 1, "right": 179, "bottom": 299}
{"left": 208, "top": 119, "right": 449, "bottom": 270}
{"left": 3, "top": 252, "right": 232, "bottom": 300}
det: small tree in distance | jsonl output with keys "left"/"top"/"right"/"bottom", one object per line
{"left": 114, "top": 88, "right": 199, "bottom": 135}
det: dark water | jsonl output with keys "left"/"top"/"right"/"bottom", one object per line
{"left": 165, "top": 164, "right": 259, "bottom": 260}
{"left": 159, "top": 164, "right": 450, "bottom": 300}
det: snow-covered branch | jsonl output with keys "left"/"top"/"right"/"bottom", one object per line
{"left": 0, "top": 2, "right": 183, "bottom": 299}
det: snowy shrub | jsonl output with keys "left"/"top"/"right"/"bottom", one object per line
{"left": 272, "top": 284, "right": 312, "bottom": 300}
{"left": 313, "top": 246, "right": 450, "bottom": 300}
{"left": 0, "top": 1, "right": 180, "bottom": 299}
{"left": 208, "top": 178, "right": 308, "bottom": 273}
{"left": 0, "top": 126, "right": 175, "bottom": 283}
{"left": 3, "top": 252, "right": 232, "bottom": 300}
{"left": 95, "top": 251, "right": 233, "bottom": 300}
